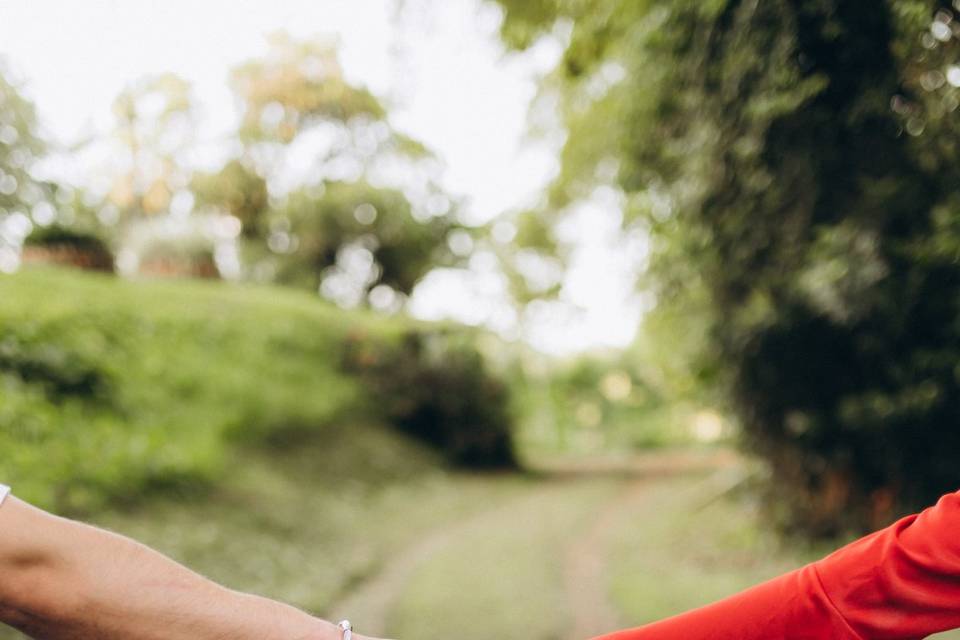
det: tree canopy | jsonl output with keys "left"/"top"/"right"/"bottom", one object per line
{"left": 491, "top": 0, "right": 960, "bottom": 535}
{"left": 22, "top": 34, "right": 461, "bottom": 306}
{"left": 199, "top": 34, "right": 459, "bottom": 305}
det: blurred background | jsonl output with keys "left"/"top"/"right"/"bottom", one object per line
{"left": 3, "top": 0, "right": 960, "bottom": 638}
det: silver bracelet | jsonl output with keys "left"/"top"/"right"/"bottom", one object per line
{"left": 337, "top": 620, "right": 352, "bottom": 640}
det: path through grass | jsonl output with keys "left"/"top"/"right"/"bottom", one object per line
{"left": 6, "top": 446, "right": 959, "bottom": 639}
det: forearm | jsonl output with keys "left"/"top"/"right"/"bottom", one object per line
{"left": 0, "top": 497, "right": 339, "bottom": 640}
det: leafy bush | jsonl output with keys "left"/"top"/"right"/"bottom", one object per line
{"left": 0, "top": 268, "right": 515, "bottom": 512}
{"left": 342, "top": 329, "right": 516, "bottom": 467}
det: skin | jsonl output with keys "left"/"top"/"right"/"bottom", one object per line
{"left": 0, "top": 494, "right": 384, "bottom": 640}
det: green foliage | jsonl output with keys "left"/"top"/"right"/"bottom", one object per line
{"left": 191, "top": 159, "right": 269, "bottom": 238}
{"left": 491, "top": 0, "right": 960, "bottom": 535}
{"left": 270, "top": 180, "right": 456, "bottom": 296}
{"left": 182, "top": 34, "right": 462, "bottom": 303}
{"left": 512, "top": 353, "right": 693, "bottom": 454}
{"left": 231, "top": 33, "right": 386, "bottom": 143}
{"left": 48, "top": 35, "right": 452, "bottom": 300}
{"left": 344, "top": 329, "right": 516, "bottom": 467}
{"left": 25, "top": 224, "right": 108, "bottom": 251}
{"left": 0, "top": 268, "right": 515, "bottom": 512}
{"left": 0, "top": 63, "right": 44, "bottom": 186}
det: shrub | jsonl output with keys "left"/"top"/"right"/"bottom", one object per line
{"left": 342, "top": 329, "right": 516, "bottom": 468}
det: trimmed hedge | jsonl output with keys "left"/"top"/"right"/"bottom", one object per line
{"left": 22, "top": 225, "right": 114, "bottom": 272}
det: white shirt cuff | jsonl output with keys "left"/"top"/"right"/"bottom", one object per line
{"left": 0, "top": 484, "right": 10, "bottom": 506}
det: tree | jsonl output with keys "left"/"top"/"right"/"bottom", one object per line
{"left": 231, "top": 32, "right": 386, "bottom": 144}
{"left": 105, "top": 73, "right": 197, "bottom": 222}
{"left": 192, "top": 33, "right": 461, "bottom": 306}
{"left": 490, "top": 0, "right": 960, "bottom": 535}
{"left": 191, "top": 159, "right": 268, "bottom": 239}
{"left": 268, "top": 180, "right": 455, "bottom": 306}
{"left": 229, "top": 32, "right": 433, "bottom": 182}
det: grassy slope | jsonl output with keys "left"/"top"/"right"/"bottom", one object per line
{"left": 0, "top": 267, "right": 428, "bottom": 510}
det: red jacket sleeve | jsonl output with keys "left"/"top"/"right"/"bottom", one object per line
{"left": 594, "top": 489, "right": 960, "bottom": 640}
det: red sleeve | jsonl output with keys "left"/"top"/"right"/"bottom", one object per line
{"left": 593, "top": 489, "right": 960, "bottom": 640}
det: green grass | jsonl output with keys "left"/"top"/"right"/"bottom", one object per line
{"left": 0, "top": 268, "right": 372, "bottom": 510}
{"left": 605, "top": 472, "right": 960, "bottom": 640}
{"left": 607, "top": 474, "right": 823, "bottom": 623}
{"left": 90, "top": 440, "right": 528, "bottom": 617}
{"left": 0, "top": 267, "right": 513, "bottom": 511}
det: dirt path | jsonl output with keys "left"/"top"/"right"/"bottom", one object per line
{"left": 327, "top": 483, "right": 580, "bottom": 636}
{"left": 562, "top": 480, "right": 648, "bottom": 639}
{"left": 558, "top": 450, "right": 736, "bottom": 639}
{"left": 329, "top": 450, "right": 736, "bottom": 638}
{"left": 327, "top": 516, "right": 461, "bottom": 635}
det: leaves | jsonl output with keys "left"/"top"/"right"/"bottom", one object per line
{"left": 231, "top": 32, "right": 386, "bottom": 143}
{"left": 268, "top": 180, "right": 457, "bottom": 298}
{"left": 490, "top": 0, "right": 960, "bottom": 535}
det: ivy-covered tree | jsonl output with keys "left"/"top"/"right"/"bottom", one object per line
{"left": 491, "top": 0, "right": 960, "bottom": 535}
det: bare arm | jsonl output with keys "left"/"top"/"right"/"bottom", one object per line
{"left": 0, "top": 494, "right": 371, "bottom": 640}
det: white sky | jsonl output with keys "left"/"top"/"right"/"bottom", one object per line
{"left": 0, "top": 0, "right": 644, "bottom": 355}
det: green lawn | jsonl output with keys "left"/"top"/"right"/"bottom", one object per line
{"left": 607, "top": 473, "right": 819, "bottom": 623}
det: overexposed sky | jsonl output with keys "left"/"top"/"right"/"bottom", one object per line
{"left": 0, "top": 0, "right": 644, "bottom": 354}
